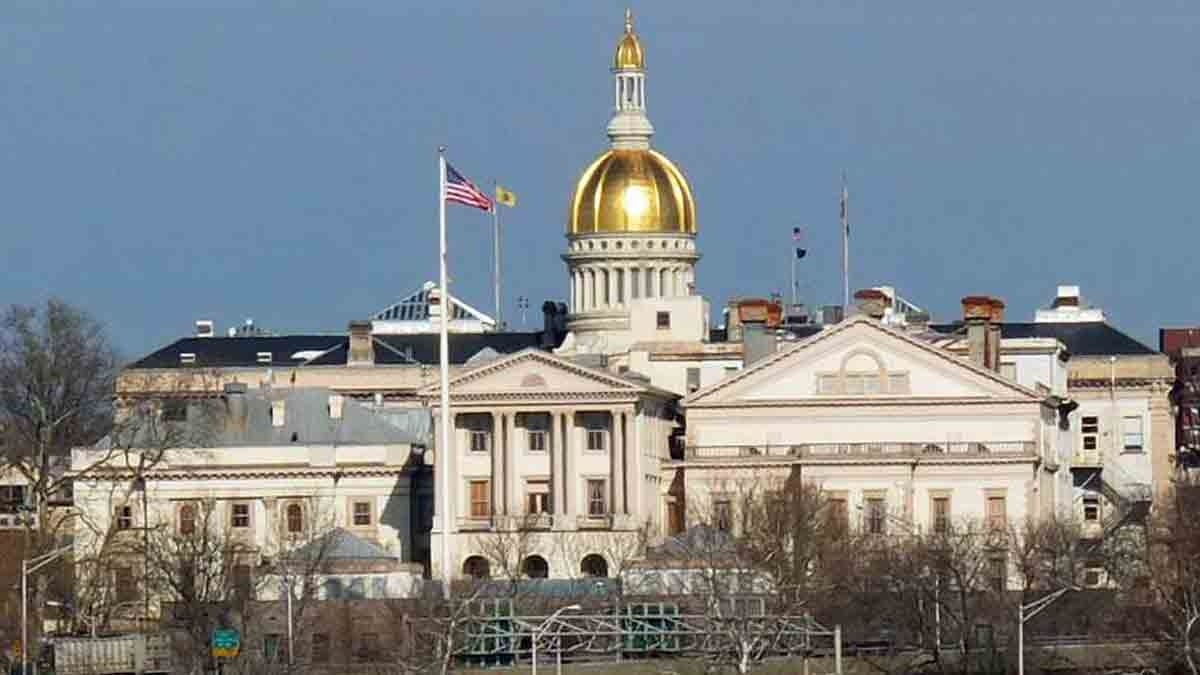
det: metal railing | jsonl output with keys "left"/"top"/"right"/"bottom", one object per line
{"left": 685, "top": 441, "right": 1036, "bottom": 461}
{"left": 452, "top": 609, "right": 840, "bottom": 666}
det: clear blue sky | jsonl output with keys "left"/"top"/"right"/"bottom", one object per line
{"left": 3, "top": 1, "right": 1197, "bottom": 358}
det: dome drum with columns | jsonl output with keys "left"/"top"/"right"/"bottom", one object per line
{"left": 564, "top": 10, "right": 699, "bottom": 334}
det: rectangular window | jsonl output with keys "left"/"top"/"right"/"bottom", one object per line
{"left": 587, "top": 479, "right": 607, "bottom": 517}
{"left": 469, "top": 430, "right": 490, "bottom": 453}
{"left": 352, "top": 500, "right": 372, "bottom": 526}
{"left": 656, "top": 311, "right": 671, "bottom": 329}
{"left": 0, "top": 485, "right": 25, "bottom": 512}
{"left": 469, "top": 480, "right": 491, "bottom": 518}
{"left": 526, "top": 480, "right": 551, "bottom": 514}
{"left": 115, "top": 566, "right": 137, "bottom": 603}
{"left": 232, "top": 564, "right": 253, "bottom": 599}
{"left": 1082, "top": 415, "right": 1099, "bottom": 452}
{"left": 987, "top": 496, "right": 1007, "bottom": 531}
{"left": 161, "top": 399, "right": 188, "bottom": 422}
{"left": 263, "top": 634, "right": 281, "bottom": 663}
{"left": 866, "top": 497, "right": 886, "bottom": 535}
{"left": 179, "top": 504, "right": 197, "bottom": 536}
{"left": 1083, "top": 495, "right": 1100, "bottom": 522}
{"left": 311, "top": 634, "right": 330, "bottom": 664}
{"left": 988, "top": 556, "right": 1007, "bottom": 592}
{"left": 827, "top": 498, "right": 848, "bottom": 537}
{"left": 587, "top": 429, "right": 607, "bottom": 452}
{"left": 525, "top": 428, "right": 547, "bottom": 452}
{"left": 667, "top": 498, "right": 685, "bottom": 535}
{"left": 356, "top": 633, "right": 380, "bottom": 663}
{"left": 1122, "top": 416, "right": 1144, "bottom": 452}
{"left": 231, "top": 502, "right": 250, "bottom": 528}
{"left": 686, "top": 367, "right": 701, "bottom": 393}
{"left": 713, "top": 499, "right": 732, "bottom": 532}
{"left": 932, "top": 496, "right": 951, "bottom": 534}
{"left": 116, "top": 506, "right": 133, "bottom": 530}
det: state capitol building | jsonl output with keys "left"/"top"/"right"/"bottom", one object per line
{"left": 61, "top": 10, "right": 1172, "bottom": 604}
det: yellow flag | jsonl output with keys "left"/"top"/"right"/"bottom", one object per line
{"left": 494, "top": 184, "right": 518, "bottom": 208}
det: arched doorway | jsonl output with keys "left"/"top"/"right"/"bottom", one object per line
{"left": 462, "top": 556, "right": 491, "bottom": 579}
{"left": 522, "top": 555, "right": 549, "bottom": 579}
{"left": 581, "top": 554, "right": 609, "bottom": 578}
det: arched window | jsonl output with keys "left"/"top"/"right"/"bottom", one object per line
{"left": 581, "top": 554, "right": 609, "bottom": 578}
{"left": 462, "top": 556, "right": 491, "bottom": 580}
{"left": 179, "top": 504, "right": 196, "bottom": 536}
{"left": 522, "top": 555, "right": 549, "bottom": 579}
{"left": 286, "top": 503, "right": 303, "bottom": 534}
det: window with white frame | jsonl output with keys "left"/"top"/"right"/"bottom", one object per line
{"left": 1081, "top": 416, "right": 1100, "bottom": 452}
{"left": 1122, "top": 416, "right": 1144, "bottom": 452}
{"left": 1083, "top": 495, "right": 1100, "bottom": 522}
{"left": 526, "top": 480, "right": 551, "bottom": 514}
{"left": 586, "top": 479, "right": 607, "bottom": 516}
{"left": 231, "top": 502, "right": 251, "bottom": 529}
{"left": 524, "top": 413, "right": 549, "bottom": 453}
{"left": 351, "top": 500, "right": 373, "bottom": 527}
{"left": 116, "top": 505, "right": 134, "bottom": 530}
{"left": 469, "top": 430, "right": 490, "bottom": 453}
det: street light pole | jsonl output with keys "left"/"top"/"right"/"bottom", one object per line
{"left": 531, "top": 604, "right": 580, "bottom": 675}
{"left": 1018, "top": 587, "right": 1078, "bottom": 675}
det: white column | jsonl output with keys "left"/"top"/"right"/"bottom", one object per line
{"left": 565, "top": 410, "right": 578, "bottom": 520}
{"left": 489, "top": 413, "right": 502, "bottom": 517}
{"left": 612, "top": 411, "right": 626, "bottom": 516}
{"left": 506, "top": 413, "right": 519, "bottom": 516}
{"left": 550, "top": 411, "right": 562, "bottom": 517}
{"left": 607, "top": 265, "right": 618, "bottom": 308}
{"left": 582, "top": 268, "right": 591, "bottom": 311}
{"left": 569, "top": 270, "right": 577, "bottom": 313}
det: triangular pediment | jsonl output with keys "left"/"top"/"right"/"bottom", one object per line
{"left": 420, "top": 348, "right": 653, "bottom": 397}
{"left": 686, "top": 316, "right": 1041, "bottom": 406}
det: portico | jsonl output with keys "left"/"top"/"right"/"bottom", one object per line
{"left": 421, "top": 348, "right": 676, "bottom": 580}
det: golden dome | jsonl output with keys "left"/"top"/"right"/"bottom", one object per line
{"left": 568, "top": 148, "right": 696, "bottom": 235}
{"left": 613, "top": 9, "right": 645, "bottom": 71}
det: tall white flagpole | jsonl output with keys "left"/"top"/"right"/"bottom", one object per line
{"left": 492, "top": 183, "right": 502, "bottom": 330}
{"left": 437, "top": 147, "right": 452, "bottom": 600}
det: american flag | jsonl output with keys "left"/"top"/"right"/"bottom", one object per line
{"left": 444, "top": 162, "right": 494, "bottom": 212}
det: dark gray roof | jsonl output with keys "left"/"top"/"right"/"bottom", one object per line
{"left": 102, "top": 387, "right": 430, "bottom": 448}
{"left": 931, "top": 321, "right": 1158, "bottom": 357}
{"left": 127, "top": 331, "right": 562, "bottom": 370}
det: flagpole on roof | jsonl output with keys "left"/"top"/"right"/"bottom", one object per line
{"left": 841, "top": 172, "right": 850, "bottom": 310}
{"left": 437, "top": 145, "right": 453, "bottom": 600}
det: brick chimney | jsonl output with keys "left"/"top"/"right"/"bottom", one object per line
{"left": 348, "top": 320, "right": 374, "bottom": 367}
{"left": 854, "top": 288, "right": 890, "bottom": 320}
{"left": 961, "top": 296, "right": 1005, "bottom": 371}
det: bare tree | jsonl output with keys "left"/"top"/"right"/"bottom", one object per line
{"left": 1144, "top": 477, "right": 1200, "bottom": 674}
{"left": 0, "top": 300, "right": 220, "bottom": 654}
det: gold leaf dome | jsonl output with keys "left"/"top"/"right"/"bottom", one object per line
{"left": 613, "top": 9, "right": 645, "bottom": 71}
{"left": 568, "top": 148, "right": 696, "bottom": 235}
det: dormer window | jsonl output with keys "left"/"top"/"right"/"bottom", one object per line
{"left": 179, "top": 353, "right": 196, "bottom": 365}
{"left": 256, "top": 352, "right": 272, "bottom": 364}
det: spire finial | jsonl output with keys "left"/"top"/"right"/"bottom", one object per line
{"left": 625, "top": 8, "right": 633, "bottom": 33}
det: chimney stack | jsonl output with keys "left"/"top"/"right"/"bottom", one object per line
{"left": 961, "top": 296, "right": 1005, "bottom": 371}
{"left": 223, "top": 382, "right": 248, "bottom": 432}
{"left": 853, "top": 288, "right": 890, "bottom": 320}
{"left": 348, "top": 320, "right": 374, "bottom": 367}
